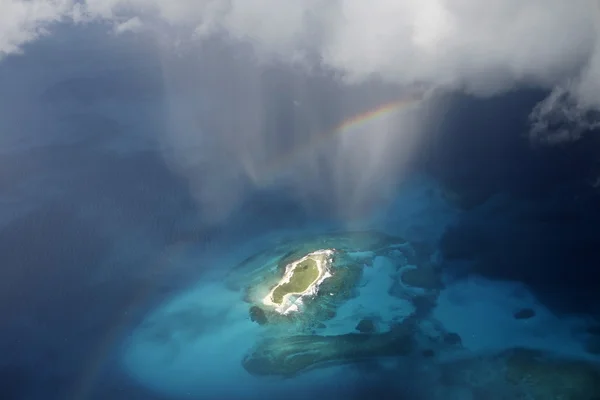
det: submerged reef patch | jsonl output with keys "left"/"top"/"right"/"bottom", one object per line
{"left": 242, "top": 324, "right": 416, "bottom": 376}
{"left": 438, "top": 348, "right": 600, "bottom": 399}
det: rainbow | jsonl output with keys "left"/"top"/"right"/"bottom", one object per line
{"left": 250, "top": 93, "right": 424, "bottom": 185}
{"left": 336, "top": 96, "right": 421, "bottom": 135}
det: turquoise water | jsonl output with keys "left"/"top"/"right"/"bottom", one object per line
{"left": 114, "top": 177, "right": 599, "bottom": 399}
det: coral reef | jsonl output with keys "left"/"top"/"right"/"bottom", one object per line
{"left": 249, "top": 306, "right": 267, "bottom": 325}
{"left": 232, "top": 230, "right": 452, "bottom": 377}
{"left": 442, "top": 332, "right": 462, "bottom": 346}
{"left": 504, "top": 348, "right": 600, "bottom": 398}
{"left": 251, "top": 258, "right": 363, "bottom": 331}
{"left": 513, "top": 308, "right": 536, "bottom": 320}
{"left": 242, "top": 328, "right": 415, "bottom": 376}
{"left": 230, "top": 231, "right": 410, "bottom": 331}
{"left": 356, "top": 318, "right": 377, "bottom": 333}
{"left": 400, "top": 265, "right": 442, "bottom": 290}
{"left": 585, "top": 336, "right": 600, "bottom": 355}
{"left": 439, "top": 348, "right": 600, "bottom": 399}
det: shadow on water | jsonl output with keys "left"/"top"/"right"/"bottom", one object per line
{"left": 429, "top": 90, "right": 600, "bottom": 316}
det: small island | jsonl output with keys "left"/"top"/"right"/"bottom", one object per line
{"left": 262, "top": 249, "right": 334, "bottom": 314}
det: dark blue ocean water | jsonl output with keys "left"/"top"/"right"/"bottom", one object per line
{"left": 2, "top": 26, "right": 600, "bottom": 400}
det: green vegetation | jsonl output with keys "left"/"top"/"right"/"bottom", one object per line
{"left": 272, "top": 258, "right": 320, "bottom": 304}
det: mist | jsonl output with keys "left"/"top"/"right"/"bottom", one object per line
{"left": 1, "top": 25, "right": 436, "bottom": 224}
{"left": 155, "top": 41, "right": 438, "bottom": 221}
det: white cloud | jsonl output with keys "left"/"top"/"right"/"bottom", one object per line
{"left": 114, "top": 16, "right": 143, "bottom": 34}
{"left": 0, "top": 0, "right": 75, "bottom": 57}
{"left": 2, "top": 0, "right": 600, "bottom": 138}
{"left": 529, "top": 86, "right": 600, "bottom": 144}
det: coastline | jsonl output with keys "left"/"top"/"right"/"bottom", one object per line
{"left": 262, "top": 249, "right": 334, "bottom": 314}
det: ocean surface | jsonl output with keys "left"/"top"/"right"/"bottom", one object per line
{"left": 2, "top": 26, "right": 600, "bottom": 400}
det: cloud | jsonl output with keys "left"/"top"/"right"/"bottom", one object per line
{"left": 88, "top": 2, "right": 599, "bottom": 88}
{"left": 0, "top": 0, "right": 76, "bottom": 57}
{"left": 114, "top": 16, "right": 143, "bottom": 34}
{"left": 529, "top": 86, "right": 600, "bottom": 145}
{"left": 2, "top": 0, "right": 599, "bottom": 140}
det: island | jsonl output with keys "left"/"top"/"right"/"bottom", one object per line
{"left": 224, "top": 231, "right": 445, "bottom": 375}
{"left": 262, "top": 249, "right": 334, "bottom": 314}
